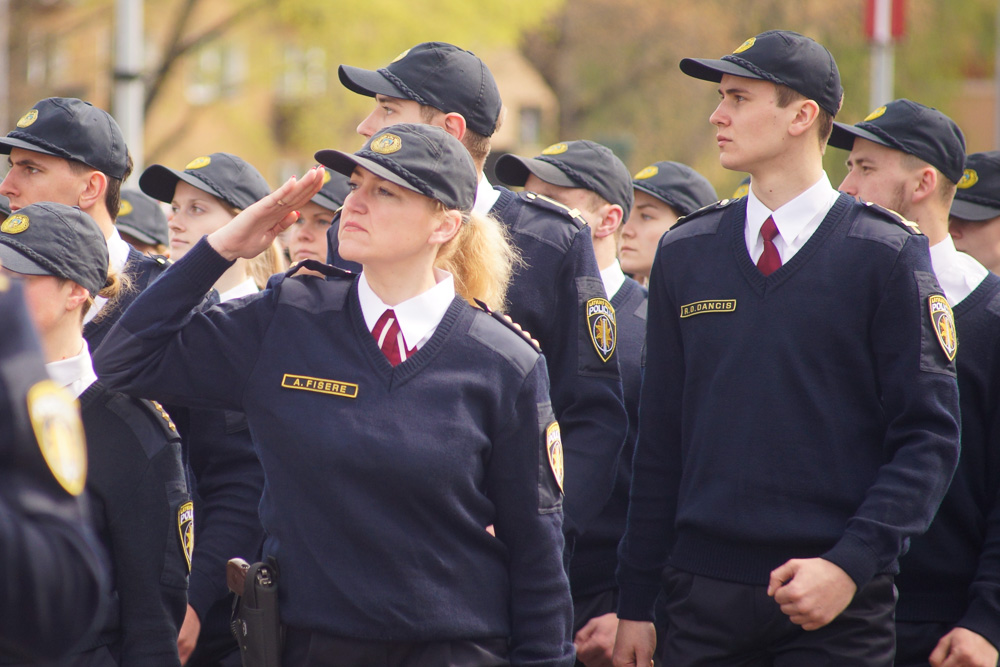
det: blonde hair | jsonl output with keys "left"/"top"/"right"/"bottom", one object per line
{"left": 81, "top": 263, "right": 132, "bottom": 322}
{"left": 434, "top": 207, "right": 520, "bottom": 313}
{"left": 248, "top": 239, "right": 288, "bottom": 290}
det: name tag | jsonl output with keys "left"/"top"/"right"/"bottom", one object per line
{"left": 680, "top": 299, "right": 737, "bottom": 318}
{"left": 281, "top": 374, "right": 359, "bottom": 398}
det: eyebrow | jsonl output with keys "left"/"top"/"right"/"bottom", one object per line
{"left": 718, "top": 86, "right": 752, "bottom": 96}
{"left": 375, "top": 94, "right": 401, "bottom": 105}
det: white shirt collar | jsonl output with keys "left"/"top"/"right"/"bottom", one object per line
{"left": 746, "top": 173, "right": 837, "bottom": 246}
{"left": 600, "top": 261, "right": 626, "bottom": 300}
{"left": 84, "top": 229, "right": 133, "bottom": 325}
{"left": 473, "top": 172, "right": 502, "bottom": 217}
{"left": 46, "top": 340, "right": 97, "bottom": 399}
{"left": 358, "top": 269, "right": 456, "bottom": 351}
{"left": 219, "top": 277, "right": 259, "bottom": 302}
{"left": 929, "top": 234, "right": 990, "bottom": 307}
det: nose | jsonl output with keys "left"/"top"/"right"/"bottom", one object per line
{"left": 168, "top": 214, "right": 185, "bottom": 233}
{"left": 621, "top": 220, "right": 636, "bottom": 239}
{"left": 295, "top": 221, "right": 314, "bottom": 242}
{"left": 709, "top": 102, "right": 727, "bottom": 127}
{"left": 356, "top": 108, "right": 380, "bottom": 139}
{"left": 838, "top": 173, "right": 857, "bottom": 197}
{"left": 0, "top": 171, "right": 16, "bottom": 199}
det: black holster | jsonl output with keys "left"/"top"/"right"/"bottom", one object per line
{"left": 229, "top": 558, "right": 283, "bottom": 667}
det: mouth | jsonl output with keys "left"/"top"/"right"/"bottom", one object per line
{"left": 716, "top": 135, "right": 730, "bottom": 146}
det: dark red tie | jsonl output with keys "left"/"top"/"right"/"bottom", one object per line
{"left": 757, "top": 216, "right": 782, "bottom": 276}
{"left": 372, "top": 309, "right": 414, "bottom": 366}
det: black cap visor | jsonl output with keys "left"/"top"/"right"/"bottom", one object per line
{"left": 315, "top": 149, "right": 425, "bottom": 200}
{"left": 310, "top": 192, "right": 342, "bottom": 212}
{"left": 951, "top": 198, "right": 1000, "bottom": 222}
{"left": 338, "top": 65, "right": 409, "bottom": 100}
{"left": 679, "top": 57, "right": 764, "bottom": 84}
{"left": 632, "top": 183, "right": 682, "bottom": 212}
{"left": 140, "top": 165, "right": 227, "bottom": 207}
{"left": 115, "top": 222, "right": 158, "bottom": 245}
{"left": 828, "top": 122, "right": 894, "bottom": 152}
{"left": 0, "top": 136, "right": 60, "bottom": 158}
{"left": 495, "top": 155, "right": 578, "bottom": 189}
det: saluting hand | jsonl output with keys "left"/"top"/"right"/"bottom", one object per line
{"left": 767, "top": 557, "right": 857, "bottom": 631}
{"left": 208, "top": 167, "right": 324, "bottom": 261}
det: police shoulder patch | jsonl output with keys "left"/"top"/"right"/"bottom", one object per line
{"left": 27, "top": 380, "right": 87, "bottom": 496}
{"left": 928, "top": 294, "right": 957, "bottom": 361}
{"left": 545, "top": 421, "right": 564, "bottom": 493}
{"left": 864, "top": 202, "right": 921, "bottom": 234}
{"left": 178, "top": 501, "right": 194, "bottom": 572}
{"left": 586, "top": 297, "right": 616, "bottom": 362}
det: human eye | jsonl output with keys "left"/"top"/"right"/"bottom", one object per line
{"left": 347, "top": 181, "right": 359, "bottom": 191}
{"left": 377, "top": 185, "right": 395, "bottom": 198}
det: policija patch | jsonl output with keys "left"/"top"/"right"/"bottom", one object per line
{"left": 546, "top": 422, "right": 564, "bottom": 493}
{"left": 28, "top": 380, "right": 87, "bottom": 496}
{"left": 586, "top": 298, "right": 616, "bottom": 362}
{"left": 928, "top": 295, "right": 957, "bottom": 361}
{"left": 177, "top": 501, "right": 194, "bottom": 572}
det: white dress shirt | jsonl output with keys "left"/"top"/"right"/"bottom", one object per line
{"left": 46, "top": 340, "right": 98, "bottom": 399}
{"left": 472, "top": 173, "right": 502, "bottom": 217}
{"left": 600, "top": 261, "right": 626, "bottom": 300}
{"left": 929, "top": 235, "right": 990, "bottom": 307}
{"left": 358, "top": 269, "right": 456, "bottom": 352}
{"left": 745, "top": 173, "right": 841, "bottom": 265}
{"left": 219, "top": 277, "right": 259, "bottom": 302}
{"left": 84, "top": 229, "right": 132, "bottom": 325}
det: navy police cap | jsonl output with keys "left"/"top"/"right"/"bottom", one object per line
{"left": 828, "top": 99, "right": 967, "bottom": 184}
{"left": 0, "top": 202, "right": 108, "bottom": 297}
{"left": 632, "top": 162, "right": 718, "bottom": 217}
{"left": 315, "top": 123, "right": 477, "bottom": 213}
{"left": 0, "top": 98, "right": 130, "bottom": 179}
{"left": 951, "top": 151, "right": 1000, "bottom": 221}
{"left": 680, "top": 30, "right": 843, "bottom": 117}
{"left": 311, "top": 168, "right": 352, "bottom": 212}
{"left": 339, "top": 42, "right": 503, "bottom": 137}
{"left": 116, "top": 188, "right": 169, "bottom": 247}
{"left": 140, "top": 152, "right": 271, "bottom": 212}
{"left": 495, "top": 140, "right": 635, "bottom": 220}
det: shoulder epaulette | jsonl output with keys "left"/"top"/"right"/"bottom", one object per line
{"left": 143, "top": 399, "right": 179, "bottom": 439}
{"left": 285, "top": 259, "right": 355, "bottom": 279}
{"left": 518, "top": 191, "right": 589, "bottom": 229}
{"left": 671, "top": 198, "right": 734, "bottom": 230}
{"left": 148, "top": 254, "right": 171, "bottom": 267}
{"left": 473, "top": 299, "right": 542, "bottom": 353}
{"left": 862, "top": 201, "right": 922, "bottom": 235}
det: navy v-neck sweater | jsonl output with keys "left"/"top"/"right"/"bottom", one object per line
{"left": 617, "top": 195, "right": 961, "bottom": 621}
{"left": 94, "top": 238, "right": 574, "bottom": 666}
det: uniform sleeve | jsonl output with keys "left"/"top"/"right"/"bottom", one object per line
{"left": 821, "top": 234, "right": 961, "bottom": 588}
{"left": 615, "top": 246, "right": 684, "bottom": 622}
{"left": 110, "top": 439, "right": 188, "bottom": 665}
{"left": 488, "top": 357, "right": 574, "bottom": 667}
{"left": 183, "top": 408, "right": 264, "bottom": 620}
{"left": 550, "top": 229, "right": 627, "bottom": 539}
{"left": 93, "top": 237, "right": 275, "bottom": 410}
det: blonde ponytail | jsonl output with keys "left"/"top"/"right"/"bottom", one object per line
{"left": 248, "top": 239, "right": 288, "bottom": 290}
{"left": 435, "top": 208, "right": 521, "bottom": 313}
{"left": 82, "top": 263, "right": 132, "bottom": 322}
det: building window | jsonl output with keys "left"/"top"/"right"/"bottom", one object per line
{"left": 186, "top": 43, "right": 246, "bottom": 105}
{"left": 276, "top": 46, "right": 326, "bottom": 100}
{"left": 519, "top": 106, "right": 542, "bottom": 146}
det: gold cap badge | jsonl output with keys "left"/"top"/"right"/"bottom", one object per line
{"left": 733, "top": 37, "right": 756, "bottom": 54}
{"left": 391, "top": 48, "right": 411, "bottom": 63}
{"left": 322, "top": 169, "right": 332, "bottom": 185}
{"left": 370, "top": 133, "right": 402, "bottom": 154}
{"left": 1, "top": 213, "right": 29, "bottom": 234}
{"left": 119, "top": 200, "right": 134, "bottom": 216}
{"left": 16, "top": 109, "right": 38, "bottom": 128}
{"left": 541, "top": 143, "right": 568, "bottom": 156}
{"left": 634, "top": 166, "right": 658, "bottom": 180}
{"left": 185, "top": 156, "right": 212, "bottom": 170}
{"left": 958, "top": 169, "right": 978, "bottom": 189}
{"left": 865, "top": 106, "right": 887, "bottom": 122}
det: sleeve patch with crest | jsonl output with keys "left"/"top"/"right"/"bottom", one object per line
{"left": 177, "top": 501, "right": 195, "bottom": 572}
{"left": 27, "top": 380, "right": 87, "bottom": 496}
{"left": 586, "top": 297, "right": 617, "bottom": 362}
{"left": 928, "top": 294, "right": 957, "bottom": 361}
{"left": 546, "top": 422, "right": 564, "bottom": 493}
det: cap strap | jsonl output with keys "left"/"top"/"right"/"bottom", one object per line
{"left": 377, "top": 68, "right": 432, "bottom": 108}
{"left": 720, "top": 56, "right": 787, "bottom": 88}
{"left": 854, "top": 123, "right": 917, "bottom": 159}
{"left": 955, "top": 192, "right": 1000, "bottom": 207}
{"left": 0, "top": 237, "right": 66, "bottom": 281}
{"left": 6, "top": 131, "right": 76, "bottom": 164}
{"left": 357, "top": 151, "right": 438, "bottom": 202}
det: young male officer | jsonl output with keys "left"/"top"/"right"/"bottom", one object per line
{"left": 613, "top": 31, "right": 961, "bottom": 666}
{"left": 832, "top": 100, "right": 1000, "bottom": 667}
{"left": 950, "top": 151, "right": 1000, "bottom": 275}
{"left": 496, "top": 140, "right": 643, "bottom": 666}
{"left": 0, "top": 98, "right": 264, "bottom": 666}
{"left": 333, "top": 43, "right": 628, "bottom": 546}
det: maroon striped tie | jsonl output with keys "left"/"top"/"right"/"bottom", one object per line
{"left": 757, "top": 216, "right": 782, "bottom": 276}
{"left": 372, "top": 309, "right": 414, "bottom": 366}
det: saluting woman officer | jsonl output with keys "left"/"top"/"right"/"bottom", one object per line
{"left": 94, "top": 123, "right": 575, "bottom": 667}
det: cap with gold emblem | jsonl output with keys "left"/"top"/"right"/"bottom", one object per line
{"left": 951, "top": 151, "right": 1000, "bottom": 221}
{"left": 495, "top": 140, "right": 635, "bottom": 220}
{"left": 139, "top": 152, "right": 271, "bottom": 211}
{"left": 631, "top": 161, "right": 718, "bottom": 217}
{"left": 0, "top": 202, "right": 108, "bottom": 297}
{"left": 338, "top": 42, "right": 503, "bottom": 137}
{"left": 310, "top": 168, "right": 352, "bottom": 213}
{"left": 828, "top": 99, "right": 967, "bottom": 184}
{"left": 0, "top": 97, "right": 130, "bottom": 179}
{"left": 115, "top": 188, "right": 169, "bottom": 247}
{"left": 315, "top": 123, "right": 477, "bottom": 212}
{"left": 680, "top": 30, "right": 843, "bottom": 117}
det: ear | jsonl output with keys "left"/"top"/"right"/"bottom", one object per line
{"left": 787, "top": 99, "right": 820, "bottom": 139}
{"left": 440, "top": 113, "right": 468, "bottom": 143}
{"left": 78, "top": 170, "right": 108, "bottom": 211}
{"left": 910, "top": 166, "right": 939, "bottom": 205}
{"left": 593, "top": 204, "right": 624, "bottom": 239}
{"left": 65, "top": 282, "right": 90, "bottom": 313}
{"left": 428, "top": 208, "right": 463, "bottom": 245}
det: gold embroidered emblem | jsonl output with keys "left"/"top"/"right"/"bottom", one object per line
{"left": 928, "top": 294, "right": 957, "bottom": 361}
{"left": 391, "top": 48, "right": 411, "bottom": 63}
{"left": 733, "top": 37, "right": 755, "bottom": 54}
{"left": 177, "top": 501, "right": 194, "bottom": 572}
{"left": 958, "top": 169, "right": 978, "bottom": 190}
{"left": 1, "top": 214, "right": 29, "bottom": 234}
{"left": 546, "top": 422, "right": 564, "bottom": 493}
{"left": 119, "top": 200, "right": 134, "bottom": 216}
{"left": 370, "top": 133, "right": 402, "bottom": 155}
{"left": 541, "top": 142, "right": 568, "bottom": 156}
{"left": 865, "top": 106, "right": 887, "bottom": 121}
{"left": 634, "top": 165, "right": 658, "bottom": 180}
{"left": 185, "top": 156, "right": 212, "bottom": 170}
{"left": 16, "top": 109, "right": 38, "bottom": 128}
{"left": 586, "top": 298, "right": 616, "bottom": 362}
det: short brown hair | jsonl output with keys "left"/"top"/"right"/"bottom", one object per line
{"left": 774, "top": 84, "right": 835, "bottom": 148}
{"left": 67, "top": 152, "right": 134, "bottom": 221}
{"left": 419, "top": 104, "right": 500, "bottom": 167}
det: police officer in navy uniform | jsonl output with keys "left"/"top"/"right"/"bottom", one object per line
{"left": 621, "top": 161, "right": 718, "bottom": 286}
{"left": 496, "top": 140, "right": 644, "bottom": 667}
{"left": 95, "top": 123, "right": 574, "bottom": 666}
{"left": 116, "top": 188, "right": 169, "bottom": 256}
{"left": 0, "top": 98, "right": 265, "bottom": 667}
{"left": 950, "top": 151, "right": 1000, "bottom": 275}
{"left": 0, "top": 202, "right": 190, "bottom": 665}
{"left": 0, "top": 263, "right": 107, "bottom": 662}
{"left": 332, "top": 43, "right": 628, "bottom": 549}
{"left": 614, "top": 31, "right": 960, "bottom": 666}
{"left": 832, "top": 100, "right": 1000, "bottom": 667}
